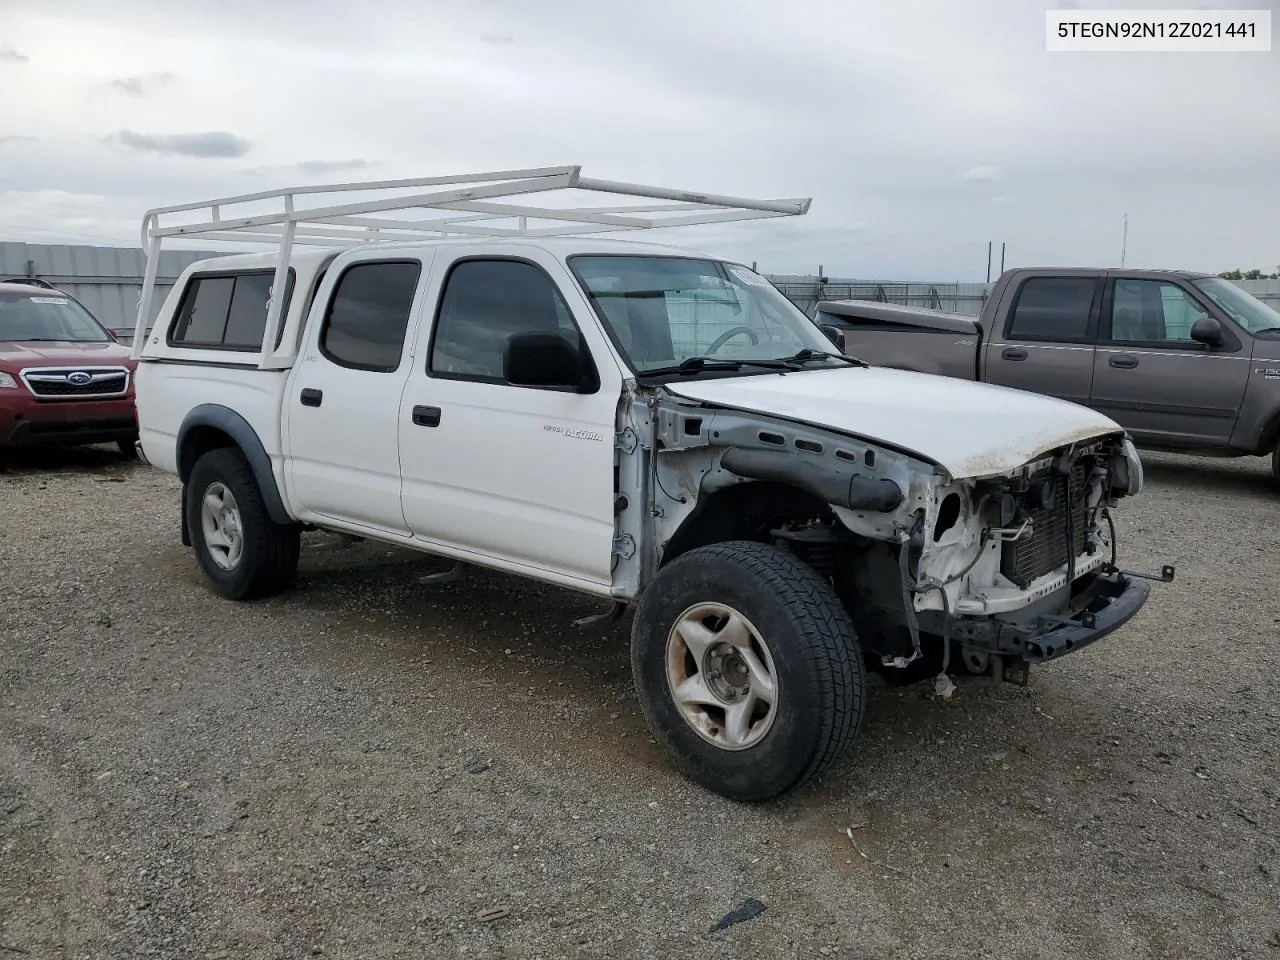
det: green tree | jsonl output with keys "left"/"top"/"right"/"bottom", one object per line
{"left": 1218, "top": 267, "right": 1279, "bottom": 280}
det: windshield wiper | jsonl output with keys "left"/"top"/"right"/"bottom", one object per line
{"left": 638, "top": 356, "right": 797, "bottom": 377}
{"left": 779, "top": 348, "right": 869, "bottom": 368}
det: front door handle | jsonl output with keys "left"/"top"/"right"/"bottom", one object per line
{"left": 299, "top": 387, "right": 323, "bottom": 407}
{"left": 1002, "top": 347, "right": 1028, "bottom": 361}
{"left": 1109, "top": 354, "right": 1139, "bottom": 369}
{"left": 412, "top": 405, "right": 442, "bottom": 427}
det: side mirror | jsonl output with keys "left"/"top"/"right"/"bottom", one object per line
{"left": 503, "top": 331, "right": 596, "bottom": 392}
{"left": 818, "top": 322, "right": 845, "bottom": 351}
{"left": 103, "top": 328, "right": 119, "bottom": 342}
{"left": 1190, "top": 316, "right": 1224, "bottom": 347}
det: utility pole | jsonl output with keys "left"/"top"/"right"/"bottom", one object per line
{"left": 1000, "top": 241, "right": 1006, "bottom": 274}
{"left": 986, "top": 241, "right": 992, "bottom": 283}
{"left": 1121, "top": 213, "right": 1128, "bottom": 267}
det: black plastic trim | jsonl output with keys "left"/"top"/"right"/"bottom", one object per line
{"left": 143, "top": 357, "right": 260, "bottom": 370}
{"left": 1090, "top": 397, "right": 1238, "bottom": 418}
{"left": 176, "top": 404, "right": 291, "bottom": 524}
{"left": 412, "top": 404, "right": 442, "bottom": 427}
{"left": 6, "top": 419, "right": 137, "bottom": 448}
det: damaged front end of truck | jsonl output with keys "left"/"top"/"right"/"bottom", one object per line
{"left": 611, "top": 383, "right": 1170, "bottom": 688}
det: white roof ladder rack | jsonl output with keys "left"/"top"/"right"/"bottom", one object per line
{"left": 131, "top": 165, "right": 812, "bottom": 363}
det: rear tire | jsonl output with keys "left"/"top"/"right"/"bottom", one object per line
{"left": 117, "top": 439, "right": 138, "bottom": 459}
{"left": 631, "top": 540, "right": 865, "bottom": 802}
{"left": 1272, "top": 441, "right": 1280, "bottom": 483}
{"left": 186, "top": 447, "right": 300, "bottom": 601}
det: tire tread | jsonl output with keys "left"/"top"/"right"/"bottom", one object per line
{"left": 187, "top": 447, "right": 299, "bottom": 601}
{"left": 632, "top": 539, "right": 865, "bottom": 800}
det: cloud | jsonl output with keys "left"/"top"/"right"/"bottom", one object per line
{"left": 110, "top": 71, "right": 176, "bottom": 97}
{"left": 0, "top": 47, "right": 29, "bottom": 62}
{"left": 295, "top": 158, "right": 379, "bottom": 175}
{"left": 959, "top": 165, "right": 1001, "bottom": 184}
{"left": 242, "top": 159, "right": 381, "bottom": 178}
{"left": 103, "top": 129, "right": 252, "bottom": 158}
{"left": 4, "top": 0, "right": 1280, "bottom": 279}
{"left": 0, "top": 135, "right": 36, "bottom": 144}
{"left": 0, "top": 189, "right": 141, "bottom": 245}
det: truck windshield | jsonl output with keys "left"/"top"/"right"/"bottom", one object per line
{"left": 568, "top": 255, "right": 840, "bottom": 374}
{"left": 1191, "top": 278, "right": 1280, "bottom": 334}
{"left": 0, "top": 292, "right": 110, "bottom": 343}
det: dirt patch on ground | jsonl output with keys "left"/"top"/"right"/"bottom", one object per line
{"left": 1, "top": 446, "right": 1277, "bottom": 958}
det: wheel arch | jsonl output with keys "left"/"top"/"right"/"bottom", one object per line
{"left": 659, "top": 480, "right": 830, "bottom": 569}
{"left": 177, "top": 404, "right": 292, "bottom": 526}
{"left": 1253, "top": 406, "right": 1280, "bottom": 457}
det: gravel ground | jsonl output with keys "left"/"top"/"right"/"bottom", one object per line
{"left": 1, "top": 445, "right": 1278, "bottom": 960}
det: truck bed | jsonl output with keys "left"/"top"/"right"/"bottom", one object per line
{"left": 816, "top": 300, "right": 981, "bottom": 379}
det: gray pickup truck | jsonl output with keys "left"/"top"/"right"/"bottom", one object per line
{"left": 819, "top": 268, "right": 1280, "bottom": 480}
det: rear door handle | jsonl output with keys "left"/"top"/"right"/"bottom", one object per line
{"left": 1002, "top": 347, "right": 1028, "bottom": 361}
{"left": 299, "top": 387, "right": 323, "bottom": 407}
{"left": 412, "top": 405, "right": 441, "bottom": 427}
{"left": 1109, "top": 354, "right": 1139, "bottom": 369}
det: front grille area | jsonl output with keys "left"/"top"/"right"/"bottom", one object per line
{"left": 21, "top": 367, "right": 130, "bottom": 398}
{"left": 1001, "top": 461, "right": 1089, "bottom": 588}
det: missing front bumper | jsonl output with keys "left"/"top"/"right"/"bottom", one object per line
{"left": 952, "top": 569, "right": 1158, "bottom": 684}
{"left": 1021, "top": 571, "right": 1151, "bottom": 662}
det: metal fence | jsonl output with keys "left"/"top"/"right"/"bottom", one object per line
{"left": 766, "top": 276, "right": 994, "bottom": 318}
{"left": 0, "top": 241, "right": 223, "bottom": 343}
{"left": 4, "top": 241, "right": 1279, "bottom": 336}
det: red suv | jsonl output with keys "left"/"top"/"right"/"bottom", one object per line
{"left": 0, "top": 280, "right": 139, "bottom": 456}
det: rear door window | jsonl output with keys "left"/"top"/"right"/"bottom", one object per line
{"left": 1006, "top": 277, "right": 1099, "bottom": 343}
{"left": 318, "top": 261, "right": 422, "bottom": 372}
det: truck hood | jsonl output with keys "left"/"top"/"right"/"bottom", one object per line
{"left": 0, "top": 340, "right": 134, "bottom": 365}
{"left": 664, "top": 366, "right": 1125, "bottom": 479}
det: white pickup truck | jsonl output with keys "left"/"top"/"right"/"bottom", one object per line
{"left": 130, "top": 168, "right": 1165, "bottom": 802}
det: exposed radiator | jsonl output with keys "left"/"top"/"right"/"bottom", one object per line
{"left": 1001, "top": 461, "right": 1089, "bottom": 588}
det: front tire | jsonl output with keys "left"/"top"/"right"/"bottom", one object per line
{"left": 186, "top": 447, "right": 300, "bottom": 601}
{"left": 631, "top": 540, "right": 866, "bottom": 802}
{"left": 1272, "top": 440, "right": 1280, "bottom": 483}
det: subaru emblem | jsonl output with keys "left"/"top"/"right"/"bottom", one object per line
{"left": 67, "top": 371, "right": 92, "bottom": 385}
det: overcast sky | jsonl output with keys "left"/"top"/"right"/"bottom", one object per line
{"left": 1, "top": 0, "right": 1277, "bottom": 279}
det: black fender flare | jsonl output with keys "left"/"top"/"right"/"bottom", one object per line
{"left": 177, "top": 404, "right": 293, "bottom": 526}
